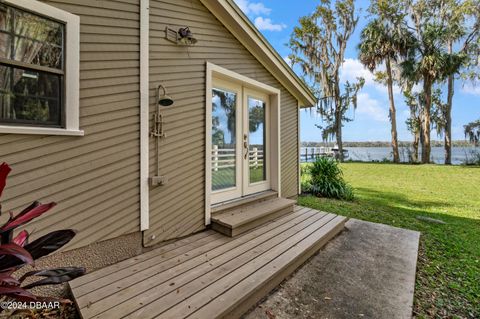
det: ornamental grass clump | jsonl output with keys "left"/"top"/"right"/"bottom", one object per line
{"left": 307, "top": 157, "right": 354, "bottom": 201}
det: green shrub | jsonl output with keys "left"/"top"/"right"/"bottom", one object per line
{"left": 307, "top": 157, "right": 354, "bottom": 200}
{"left": 300, "top": 163, "right": 313, "bottom": 192}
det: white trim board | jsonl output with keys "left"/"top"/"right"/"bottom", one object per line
{"left": 140, "top": 0, "right": 150, "bottom": 231}
{"left": 298, "top": 101, "right": 301, "bottom": 195}
{"left": 0, "top": 0, "right": 81, "bottom": 136}
{"left": 205, "top": 62, "right": 281, "bottom": 225}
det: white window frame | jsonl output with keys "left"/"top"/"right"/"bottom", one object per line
{"left": 0, "top": 0, "right": 82, "bottom": 136}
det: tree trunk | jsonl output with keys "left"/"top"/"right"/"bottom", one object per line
{"left": 413, "top": 131, "right": 420, "bottom": 163}
{"left": 445, "top": 41, "right": 454, "bottom": 165}
{"left": 386, "top": 57, "right": 400, "bottom": 163}
{"left": 419, "top": 118, "right": 425, "bottom": 161}
{"left": 335, "top": 103, "right": 343, "bottom": 162}
{"left": 422, "top": 77, "right": 432, "bottom": 164}
{"left": 408, "top": 99, "right": 419, "bottom": 163}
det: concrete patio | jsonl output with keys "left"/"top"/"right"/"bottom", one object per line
{"left": 244, "top": 219, "right": 420, "bottom": 319}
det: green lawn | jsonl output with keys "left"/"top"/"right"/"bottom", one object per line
{"left": 212, "top": 166, "right": 265, "bottom": 191}
{"left": 299, "top": 163, "right": 480, "bottom": 318}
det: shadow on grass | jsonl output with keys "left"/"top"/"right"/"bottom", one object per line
{"left": 342, "top": 161, "right": 480, "bottom": 168}
{"left": 459, "top": 165, "right": 480, "bottom": 169}
{"left": 298, "top": 189, "right": 463, "bottom": 231}
{"left": 354, "top": 187, "right": 454, "bottom": 211}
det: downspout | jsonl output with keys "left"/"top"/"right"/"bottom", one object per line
{"left": 140, "top": 0, "right": 149, "bottom": 231}
{"left": 298, "top": 101, "right": 301, "bottom": 195}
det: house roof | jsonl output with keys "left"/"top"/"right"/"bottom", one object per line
{"left": 199, "top": 0, "right": 316, "bottom": 108}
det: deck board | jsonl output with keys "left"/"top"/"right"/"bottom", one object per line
{"left": 70, "top": 230, "right": 218, "bottom": 289}
{"left": 75, "top": 206, "right": 311, "bottom": 313}
{"left": 70, "top": 206, "right": 347, "bottom": 319}
{"left": 73, "top": 231, "right": 224, "bottom": 298}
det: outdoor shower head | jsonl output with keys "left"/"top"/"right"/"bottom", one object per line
{"left": 157, "top": 85, "right": 174, "bottom": 107}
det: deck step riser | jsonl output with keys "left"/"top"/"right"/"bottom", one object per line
{"left": 231, "top": 205, "right": 294, "bottom": 237}
{"left": 211, "top": 204, "right": 293, "bottom": 237}
{"left": 211, "top": 191, "right": 278, "bottom": 216}
{"left": 211, "top": 200, "right": 295, "bottom": 237}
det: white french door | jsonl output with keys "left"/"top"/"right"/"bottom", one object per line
{"left": 211, "top": 78, "right": 270, "bottom": 204}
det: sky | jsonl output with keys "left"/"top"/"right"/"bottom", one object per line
{"left": 233, "top": 0, "right": 480, "bottom": 142}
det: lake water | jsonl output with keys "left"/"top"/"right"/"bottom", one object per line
{"left": 300, "top": 146, "right": 480, "bottom": 165}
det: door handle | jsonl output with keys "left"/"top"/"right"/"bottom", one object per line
{"left": 243, "top": 134, "right": 248, "bottom": 159}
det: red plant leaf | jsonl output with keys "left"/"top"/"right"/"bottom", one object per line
{"left": 0, "top": 273, "right": 20, "bottom": 286}
{"left": 0, "top": 267, "right": 16, "bottom": 276}
{"left": 0, "top": 286, "right": 37, "bottom": 301}
{"left": 12, "top": 230, "right": 29, "bottom": 247}
{"left": 24, "top": 229, "right": 76, "bottom": 260}
{"left": 16, "top": 201, "right": 40, "bottom": 219}
{"left": 0, "top": 243, "right": 34, "bottom": 265}
{"left": 21, "top": 267, "right": 86, "bottom": 289}
{"left": 0, "top": 202, "right": 56, "bottom": 232}
{"left": 0, "top": 162, "right": 11, "bottom": 198}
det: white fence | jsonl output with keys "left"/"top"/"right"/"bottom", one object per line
{"left": 212, "top": 145, "right": 264, "bottom": 171}
{"left": 300, "top": 147, "right": 335, "bottom": 162}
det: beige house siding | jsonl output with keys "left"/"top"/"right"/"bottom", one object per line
{"left": 145, "top": 0, "right": 299, "bottom": 246}
{"left": 0, "top": 0, "right": 141, "bottom": 250}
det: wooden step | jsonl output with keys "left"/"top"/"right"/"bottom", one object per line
{"left": 211, "top": 197, "right": 295, "bottom": 237}
{"left": 211, "top": 190, "right": 278, "bottom": 215}
{"left": 70, "top": 206, "right": 347, "bottom": 319}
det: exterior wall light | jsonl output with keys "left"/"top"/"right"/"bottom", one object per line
{"left": 165, "top": 26, "right": 198, "bottom": 46}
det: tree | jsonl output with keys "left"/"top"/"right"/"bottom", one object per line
{"left": 288, "top": 0, "right": 363, "bottom": 161}
{"left": 212, "top": 90, "right": 236, "bottom": 145}
{"left": 358, "top": 1, "right": 415, "bottom": 163}
{"left": 401, "top": 0, "right": 466, "bottom": 163}
{"left": 464, "top": 119, "right": 480, "bottom": 146}
{"left": 439, "top": 0, "right": 479, "bottom": 164}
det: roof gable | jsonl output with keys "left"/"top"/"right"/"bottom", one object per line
{"left": 199, "top": 0, "right": 316, "bottom": 107}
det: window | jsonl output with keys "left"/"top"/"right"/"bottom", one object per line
{"left": 0, "top": 0, "right": 81, "bottom": 135}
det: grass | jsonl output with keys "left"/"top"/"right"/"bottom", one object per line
{"left": 212, "top": 166, "right": 265, "bottom": 190}
{"left": 299, "top": 163, "right": 480, "bottom": 318}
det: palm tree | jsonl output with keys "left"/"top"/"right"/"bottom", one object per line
{"left": 358, "top": 18, "right": 414, "bottom": 163}
{"left": 401, "top": 1, "right": 466, "bottom": 164}
{"left": 440, "top": 0, "right": 479, "bottom": 164}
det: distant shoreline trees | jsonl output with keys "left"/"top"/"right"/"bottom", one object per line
{"left": 301, "top": 140, "right": 474, "bottom": 148}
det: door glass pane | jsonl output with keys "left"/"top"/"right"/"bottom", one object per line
{"left": 248, "top": 97, "right": 266, "bottom": 184}
{"left": 212, "top": 88, "right": 237, "bottom": 191}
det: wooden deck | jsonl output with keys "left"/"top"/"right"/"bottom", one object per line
{"left": 70, "top": 206, "right": 347, "bottom": 319}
